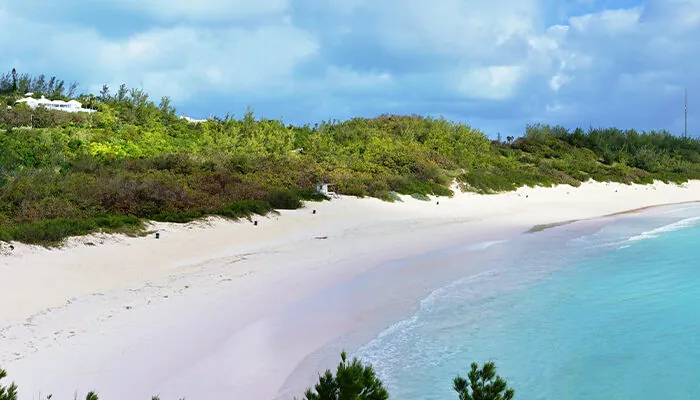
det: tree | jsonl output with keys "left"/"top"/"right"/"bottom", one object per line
{"left": 34, "top": 74, "right": 47, "bottom": 93}
{"left": 453, "top": 362, "right": 514, "bottom": 400}
{"left": 67, "top": 82, "right": 79, "bottom": 98}
{"left": 52, "top": 80, "right": 66, "bottom": 98}
{"left": 99, "top": 84, "right": 111, "bottom": 102}
{"left": 300, "top": 351, "right": 389, "bottom": 400}
{"left": 159, "top": 96, "right": 175, "bottom": 115}
{"left": 10, "top": 68, "right": 17, "bottom": 92}
{"left": 129, "top": 87, "right": 149, "bottom": 109}
{"left": 47, "top": 76, "right": 56, "bottom": 94}
{"left": 116, "top": 84, "right": 128, "bottom": 102}
{"left": 0, "top": 368, "right": 18, "bottom": 400}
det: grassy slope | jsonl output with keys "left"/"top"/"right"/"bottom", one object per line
{"left": 2, "top": 93, "right": 700, "bottom": 245}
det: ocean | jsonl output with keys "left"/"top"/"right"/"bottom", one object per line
{"left": 355, "top": 204, "right": 700, "bottom": 399}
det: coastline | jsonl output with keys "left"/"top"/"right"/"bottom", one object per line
{"left": 527, "top": 199, "right": 700, "bottom": 233}
{"left": 2, "top": 180, "right": 700, "bottom": 399}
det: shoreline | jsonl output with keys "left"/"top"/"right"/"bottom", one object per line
{"left": 2, "top": 180, "right": 700, "bottom": 399}
{"left": 527, "top": 200, "right": 700, "bottom": 233}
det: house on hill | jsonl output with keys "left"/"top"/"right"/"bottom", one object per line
{"left": 179, "top": 115, "right": 208, "bottom": 123}
{"left": 14, "top": 95, "right": 95, "bottom": 113}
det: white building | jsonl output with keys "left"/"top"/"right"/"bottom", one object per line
{"left": 179, "top": 115, "right": 208, "bottom": 123}
{"left": 14, "top": 96, "right": 95, "bottom": 113}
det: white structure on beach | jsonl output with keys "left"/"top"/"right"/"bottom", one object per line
{"left": 179, "top": 115, "right": 208, "bottom": 123}
{"left": 14, "top": 96, "right": 95, "bottom": 113}
{"left": 315, "top": 183, "right": 340, "bottom": 198}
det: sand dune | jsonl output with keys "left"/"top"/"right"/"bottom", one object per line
{"left": 1, "top": 180, "right": 699, "bottom": 399}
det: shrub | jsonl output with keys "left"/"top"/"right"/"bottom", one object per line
{"left": 454, "top": 362, "right": 515, "bottom": 400}
{"left": 267, "top": 188, "right": 303, "bottom": 209}
{"left": 410, "top": 193, "right": 431, "bottom": 201}
{"left": 0, "top": 369, "right": 18, "bottom": 400}
{"left": 0, "top": 216, "right": 143, "bottom": 246}
{"left": 299, "top": 351, "right": 389, "bottom": 400}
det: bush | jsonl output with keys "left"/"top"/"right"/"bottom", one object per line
{"left": 0, "top": 216, "right": 143, "bottom": 246}
{"left": 3, "top": 74, "right": 700, "bottom": 245}
{"left": 410, "top": 193, "right": 431, "bottom": 201}
{"left": 299, "top": 351, "right": 389, "bottom": 400}
{"left": 267, "top": 188, "right": 303, "bottom": 209}
{"left": 454, "top": 362, "right": 515, "bottom": 400}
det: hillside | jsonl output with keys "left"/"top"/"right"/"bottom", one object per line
{"left": 1, "top": 71, "right": 700, "bottom": 245}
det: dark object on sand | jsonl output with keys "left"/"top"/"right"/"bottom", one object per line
{"left": 313, "top": 209, "right": 317, "bottom": 214}
{"left": 254, "top": 220, "right": 258, "bottom": 226}
{"left": 315, "top": 236, "right": 328, "bottom": 240}
{"left": 9, "top": 245, "right": 14, "bottom": 251}
{"left": 155, "top": 232, "right": 160, "bottom": 239}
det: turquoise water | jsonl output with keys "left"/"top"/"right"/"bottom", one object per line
{"left": 356, "top": 205, "right": 700, "bottom": 399}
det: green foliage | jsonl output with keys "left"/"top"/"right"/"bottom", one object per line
{"left": 268, "top": 188, "right": 303, "bottom": 209}
{"left": 0, "top": 367, "right": 188, "bottom": 400}
{"left": 0, "top": 216, "right": 144, "bottom": 246}
{"left": 2, "top": 73, "right": 700, "bottom": 245}
{"left": 0, "top": 369, "right": 18, "bottom": 400}
{"left": 300, "top": 351, "right": 389, "bottom": 400}
{"left": 410, "top": 193, "right": 431, "bottom": 201}
{"left": 2, "top": 359, "right": 518, "bottom": 400}
{"left": 386, "top": 191, "right": 403, "bottom": 202}
{"left": 454, "top": 362, "right": 515, "bottom": 400}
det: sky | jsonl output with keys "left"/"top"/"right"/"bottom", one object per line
{"left": 0, "top": 0, "right": 698, "bottom": 138}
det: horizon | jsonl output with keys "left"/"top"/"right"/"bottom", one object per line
{"left": 0, "top": 0, "right": 698, "bottom": 138}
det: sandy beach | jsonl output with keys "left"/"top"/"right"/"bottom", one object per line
{"left": 1, "top": 180, "right": 700, "bottom": 400}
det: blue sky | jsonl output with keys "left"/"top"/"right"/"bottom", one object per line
{"left": 0, "top": 0, "right": 698, "bottom": 137}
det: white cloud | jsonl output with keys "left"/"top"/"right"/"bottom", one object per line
{"left": 374, "top": 0, "right": 540, "bottom": 61}
{"left": 569, "top": 8, "right": 643, "bottom": 34}
{"left": 457, "top": 66, "right": 523, "bottom": 100}
{"left": 3, "top": 0, "right": 700, "bottom": 134}
{"left": 96, "top": 24, "right": 318, "bottom": 98}
{"left": 116, "top": 0, "right": 290, "bottom": 21}
{"left": 323, "top": 67, "right": 393, "bottom": 92}
{"left": 0, "top": 8, "right": 318, "bottom": 102}
{"left": 549, "top": 74, "right": 572, "bottom": 91}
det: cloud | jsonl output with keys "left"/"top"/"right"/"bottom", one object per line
{"left": 344, "top": 0, "right": 541, "bottom": 63}
{"left": 115, "top": 0, "right": 290, "bottom": 21}
{"left": 569, "top": 7, "right": 642, "bottom": 34}
{"left": 321, "top": 67, "right": 393, "bottom": 93}
{"left": 457, "top": 66, "right": 524, "bottom": 100}
{"left": 0, "top": 6, "right": 318, "bottom": 102}
{"left": 95, "top": 24, "right": 318, "bottom": 99}
{"left": 2, "top": 0, "right": 700, "bottom": 135}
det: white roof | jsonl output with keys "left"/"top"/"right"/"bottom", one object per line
{"left": 13, "top": 96, "right": 93, "bottom": 113}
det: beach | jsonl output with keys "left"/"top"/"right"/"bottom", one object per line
{"left": 1, "top": 180, "right": 700, "bottom": 400}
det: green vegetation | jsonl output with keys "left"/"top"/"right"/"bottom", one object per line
{"left": 454, "top": 362, "right": 515, "bottom": 400}
{"left": 300, "top": 351, "right": 389, "bottom": 400}
{"left": 0, "top": 369, "right": 17, "bottom": 400}
{"left": 2, "top": 356, "right": 513, "bottom": 399}
{"left": 2, "top": 69, "right": 700, "bottom": 245}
